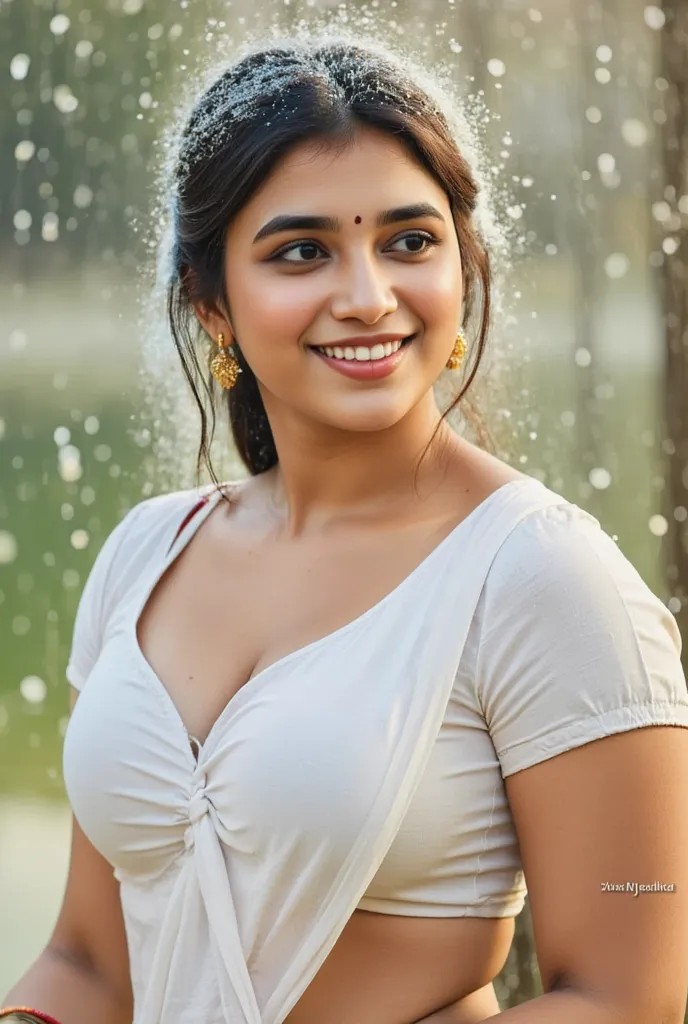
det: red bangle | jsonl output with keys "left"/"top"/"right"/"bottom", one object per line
{"left": 0, "top": 1010, "right": 63, "bottom": 1024}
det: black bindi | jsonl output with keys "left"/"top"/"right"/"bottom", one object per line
{"left": 354, "top": 216, "right": 362, "bottom": 224}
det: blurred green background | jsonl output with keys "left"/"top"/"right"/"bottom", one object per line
{"left": 2, "top": 0, "right": 686, "bottom": 1012}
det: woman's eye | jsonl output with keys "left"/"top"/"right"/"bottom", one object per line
{"left": 389, "top": 231, "right": 439, "bottom": 255}
{"left": 277, "top": 241, "right": 325, "bottom": 263}
{"left": 273, "top": 231, "right": 439, "bottom": 264}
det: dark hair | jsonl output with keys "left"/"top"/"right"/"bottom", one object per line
{"left": 167, "top": 38, "right": 495, "bottom": 494}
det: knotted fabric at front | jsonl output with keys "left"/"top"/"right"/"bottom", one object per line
{"left": 138, "top": 770, "right": 263, "bottom": 1024}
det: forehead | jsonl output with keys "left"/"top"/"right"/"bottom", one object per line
{"left": 232, "top": 127, "right": 448, "bottom": 230}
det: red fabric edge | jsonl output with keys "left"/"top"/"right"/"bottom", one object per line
{"left": 0, "top": 1010, "right": 64, "bottom": 1024}
{"left": 166, "top": 494, "right": 211, "bottom": 554}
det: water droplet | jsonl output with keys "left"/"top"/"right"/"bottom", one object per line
{"left": 604, "top": 253, "right": 629, "bottom": 279}
{"left": 58, "top": 445, "right": 82, "bottom": 482}
{"left": 648, "top": 514, "right": 668, "bottom": 537}
{"left": 70, "top": 529, "right": 90, "bottom": 550}
{"left": 487, "top": 59, "right": 506, "bottom": 78}
{"left": 589, "top": 468, "right": 612, "bottom": 490}
{"left": 55, "top": 428, "right": 72, "bottom": 450}
{"left": 42, "top": 212, "right": 59, "bottom": 242}
{"left": 13, "top": 616, "right": 31, "bottom": 636}
{"left": 652, "top": 200, "right": 671, "bottom": 223}
{"left": 644, "top": 5, "right": 665, "bottom": 30}
{"left": 94, "top": 444, "right": 112, "bottom": 462}
{"left": 53, "top": 85, "right": 79, "bottom": 114}
{"left": 73, "top": 185, "right": 94, "bottom": 209}
{"left": 10, "top": 54, "right": 30, "bottom": 81}
{"left": 13, "top": 209, "right": 32, "bottom": 231}
{"left": 621, "top": 118, "right": 648, "bottom": 147}
{"left": 62, "top": 568, "right": 81, "bottom": 589}
{"left": 14, "top": 140, "right": 36, "bottom": 163}
{"left": 0, "top": 532, "right": 18, "bottom": 564}
{"left": 20, "top": 676, "right": 46, "bottom": 704}
{"left": 50, "top": 14, "right": 70, "bottom": 35}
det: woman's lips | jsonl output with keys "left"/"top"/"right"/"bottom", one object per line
{"left": 308, "top": 335, "right": 415, "bottom": 381}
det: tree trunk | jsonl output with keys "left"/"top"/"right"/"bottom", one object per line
{"left": 659, "top": 1, "right": 688, "bottom": 681}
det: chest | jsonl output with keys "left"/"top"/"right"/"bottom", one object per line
{"left": 135, "top": 510, "right": 458, "bottom": 745}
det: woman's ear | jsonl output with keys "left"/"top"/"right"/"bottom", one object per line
{"left": 192, "top": 302, "right": 223, "bottom": 342}
{"left": 183, "top": 270, "right": 233, "bottom": 342}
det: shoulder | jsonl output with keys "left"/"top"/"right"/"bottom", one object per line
{"left": 472, "top": 496, "right": 687, "bottom": 777}
{"left": 65, "top": 483, "right": 228, "bottom": 691}
{"left": 82, "top": 488, "right": 189, "bottom": 579}
{"left": 106, "top": 481, "right": 225, "bottom": 553}
{"left": 86, "top": 483, "right": 226, "bottom": 618}
{"left": 481, "top": 496, "right": 680, "bottom": 654}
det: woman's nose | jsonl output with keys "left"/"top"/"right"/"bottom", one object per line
{"left": 329, "top": 256, "right": 398, "bottom": 323}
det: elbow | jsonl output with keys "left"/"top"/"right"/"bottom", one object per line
{"left": 597, "top": 992, "right": 685, "bottom": 1024}
{"left": 548, "top": 972, "right": 686, "bottom": 1024}
{"left": 46, "top": 940, "right": 133, "bottom": 1019}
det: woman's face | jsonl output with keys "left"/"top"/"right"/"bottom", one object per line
{"left": 213, "top": 126, "right": 464, "bottom": 437}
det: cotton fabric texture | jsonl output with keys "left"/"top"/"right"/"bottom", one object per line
{"left": 62, "top": 476, "right": 688, "bottom": 1024}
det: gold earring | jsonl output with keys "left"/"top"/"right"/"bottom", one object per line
{"left": 209, "top": 332, "right": 241, "bottom": 390}
{"left": 445, "top": 330, "right": 466, "bottom": 371}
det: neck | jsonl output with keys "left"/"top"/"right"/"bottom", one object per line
{"left": 259, "top": 402, "right": 464, "bottom": 540}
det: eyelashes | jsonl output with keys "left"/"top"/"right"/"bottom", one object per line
{"left": 269, "top": 230, "right": 441, "bottom": 264}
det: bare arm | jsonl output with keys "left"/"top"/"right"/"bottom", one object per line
{"left": 3, "top": 690, "right": 133, "bottom": 1024}
{"left": 482, "top": 726, "right": 688, "bottom": 1023}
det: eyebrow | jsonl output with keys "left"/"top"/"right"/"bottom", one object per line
{"left": 252, "top": 202, "right": 446, "bottom": 244}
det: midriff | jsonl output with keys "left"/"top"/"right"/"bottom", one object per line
{"left": 285, "top": 910, "right": 513, "bottom": 1023}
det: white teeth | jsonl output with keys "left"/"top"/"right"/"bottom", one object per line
{"left": 316, "top": 339, "right": 404, "bottom": 361}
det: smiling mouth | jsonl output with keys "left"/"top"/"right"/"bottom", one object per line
{"left": 308, "top": 334, "right": 416, "bottom": 361}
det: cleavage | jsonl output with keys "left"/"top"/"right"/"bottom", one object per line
{"left": 135, "top": 506, "right": 462, "bottom": 748}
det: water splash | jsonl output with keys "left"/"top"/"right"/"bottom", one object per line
{"left": 136, "top": 4, "right": 519, "bottom": 492}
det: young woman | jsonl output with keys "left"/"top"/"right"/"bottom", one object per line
{"left": 4, "top": 36, "right": 688, "bottom": 1024}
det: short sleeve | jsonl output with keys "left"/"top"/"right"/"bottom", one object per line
{"left": 65, "top": 503, "right": 145, "bottom": 691}
{"left": 475, "top": 503, "right": 688, "bottom": 778}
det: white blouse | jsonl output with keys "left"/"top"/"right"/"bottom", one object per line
{"left": 62, "top": 476, "right": 688, "bottom": 1024}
